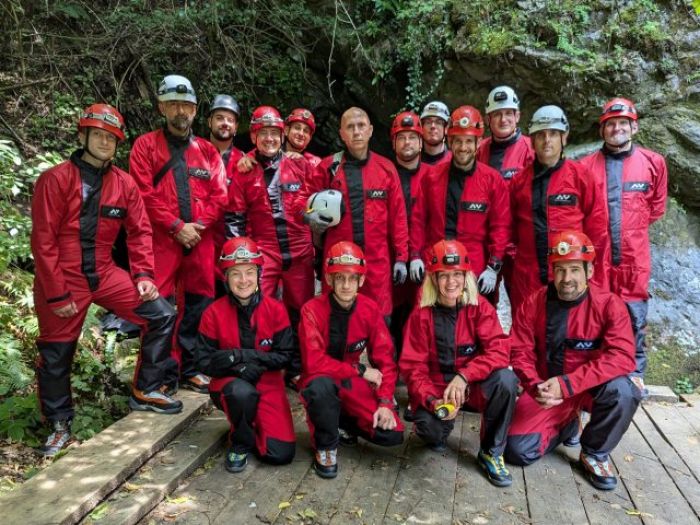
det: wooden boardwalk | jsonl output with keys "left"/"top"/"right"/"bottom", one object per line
{"left": 141, "top": 392, "right": 700, "bottom": 525}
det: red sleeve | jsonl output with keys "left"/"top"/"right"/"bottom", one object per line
{"left": 487, "top": 170, "right": 511, "bottom": 264}
{"left": 385, "top": 163, "right": 409, "bottom": 263}
{"left": 510, "top": 290, "right": 546, "bottom": 395}
{"left": 299, "top": 299, "right": 358, "bottom": 381}
{"left": 366, "top": 305, "right": 399, "bottom": 405}
{"left": 30, "top": 168, "right": 72, "bottom": 307}
{"left": 559, "top": 295, "right": 636, "bottom": 397}
{"left": 122, "top": 176, "right": 155, "bottom": 283}
{"left": 459, "top": 300, "right": 511, "bottom": 382}
{"left": 398, "top": 307, "right": 442, "bottom": 410}
{"left": 649, "top": 152, "right": 667, "bottom": 224}
{"left": 409, "top": 172, "right": 428, "bottom": 260}
{"left": 196, "top": 145, "right": 228, "bottom": 228}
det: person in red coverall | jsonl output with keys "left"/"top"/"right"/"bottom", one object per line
{"left": 303, "top": 107, "right": 409, "bottom": 324}
{"left": 505, "top": 231, "right": 640, "bottom": 491}
{"left": 32, "top": 104, "right": 180, "bottom": 456}
{"left": 400, "top": 239, "right": 517, "bottom": 487}
{"left": 509, "top": 105, "right": 607, "bottom": 316}
{"left": 477, "top": 86, "right": 534, "bottom": 298}
{"left": 299, "top": 241, "right": 404, "bottom": 479}
{"left": 284, "top": 108, "right": 322, "bottom": 167}
{"left": 410, "top": 105, "right": 510, "bottom": 305}
{"left": 207, "top": 94, "right": 244, "bottom": 297}
{"left": 129, "top": 74, "right": 228, "bottom": 394}
{"left": 225, "top": 105, "right": 315, "bottom": 382}
{"left": 195, "top": 237, "right": 295, "bottom": 473}
{"left": 420, "top": 100, "right": 452, "bottom": 167}
{"left": 579, "top": 98, "right": 667, "bottom": 391}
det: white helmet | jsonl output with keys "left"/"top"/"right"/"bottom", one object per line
{"left": 306, "top": 189, "right": 344, "bottom": 227}
{"left": 157, "top": 75, "right": 197, "bottom": 104}
{"left": 420, "top": 101, "right": 450, "bottom": 123}
{"left": 485, "top": 86, "right": 520, "bottom": 113}
{"left": 529, "top": 105, "right": 569, "bottom": 134}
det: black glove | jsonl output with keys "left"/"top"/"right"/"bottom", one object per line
{"left": 233, "top": 362, "right": 265, "bottom": 385}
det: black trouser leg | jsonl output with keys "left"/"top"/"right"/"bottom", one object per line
{"left": 133, "top": 297, "right": 177, "bottom": 393}
{"left": 413, "top": 407, "right": 455, "bottom": 446}
{"left": 478, "top": 368, "right": 519, "bottom": 456}
{"left": 218, "top": 380, "right": 260, "bottom": 454}
{"left": 178, "top": 292, "right": 213, "bottom": 378}
{"left": 390, "top": 302, "right": 412, "bottom": 359}
{"left": 36, "top": 341, "right": 77, "bottom": 422}
{"left": 626, "top": 301, "right": 648, "bottom": 376}
{"left": 581, "top": 376, "right": 641, "bottom": 461}
{"left": 302, "top": 377, "right": 341, "bottom": 450}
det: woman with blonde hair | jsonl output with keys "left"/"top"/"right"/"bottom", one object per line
{"left": 400, "top": 239, "right": 518, "bottom": 487}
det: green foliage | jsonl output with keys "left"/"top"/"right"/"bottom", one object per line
{"left": 675, "top": 377, "right": 694, "bottom": 395}
{"left": 646, "top": 326, "right": 700, "bottom": 394}
{"left": 0, "top": 395, "right": 42, "bottom": 447}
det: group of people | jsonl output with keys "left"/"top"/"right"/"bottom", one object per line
{"left": 30, "top": 73, "right": 667, "bottom": 492}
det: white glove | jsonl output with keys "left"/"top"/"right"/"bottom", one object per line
{"left": 393, "top": 261, "right": 408, "bottom": 285}
{"left": 303, "top": 210, "right": 331, "bottom": 234}
{"left": 409, "top": 258, "right": 425, "bottom": 283}
{"left": 477, "top": 266, "right": 498, "bottom": 294}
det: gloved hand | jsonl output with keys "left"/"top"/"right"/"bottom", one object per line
{"left": 477, "top": 266, "right": 498, "bottom": 294}
{"left": 393, "top": 261, "right": 407, "bottom": 285}
{"left": 303, "top": 210, "right": 332, "bottom": 234}
{"left": 232, "top": 362, "right": 265, "bottom": 385}
{"left": 409, "top": 258, "right": 425, "bottom": 283}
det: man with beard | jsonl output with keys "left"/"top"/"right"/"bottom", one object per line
{"left": 303, "top": 107, "right": 409, "bottom": 324}
{"left": 579, "top": 98, "right": 667, "bottom": 394}
{"left": 420, "top": 100, "right": 452, "bottom": 167}
{"left": 410, "top": 106, "right": 510, "bottom": 306}
{"left": 285, "top": 108, "right": 321, "bottom": 167}
{"left": 130, "top": 74, "right": 228, "bottom": 394}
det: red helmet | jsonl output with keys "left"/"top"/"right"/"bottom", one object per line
{"left": 78, "top": 103, "right": 126, "bottom": 141}
{"left": 325, "top": 241, "right": 366, "bottom": 275}
{"left": 427, "top": 240, "right": 471, "bottom": 273}
{"left": 390, "top": 111, "right": 422, "bottom": 140}
{"left": 447, "top": 105, "right": 484, "bottom": 137}
{"left": 548, "top": 230, "right": 596, "bottom": 264}
{"left": 250, "top": 106, "right": 284, "bottom": 140}
{"left": 285, "top": 108, "right": 316, "bottom": 134}
{"left": 219, "top": 237, "right": 264, "bottom": 272}
{"left": 599, "top": 97, "right": 638, "bottom": 124}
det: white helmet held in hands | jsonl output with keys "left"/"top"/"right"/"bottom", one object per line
{"left": 306, "top": 189, "right": 344, "bottom": 227}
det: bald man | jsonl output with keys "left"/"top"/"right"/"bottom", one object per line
{"left": 304, "top": 108, "right": 409, "bottom": 324}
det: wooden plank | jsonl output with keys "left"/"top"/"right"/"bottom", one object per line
{"left": 643, "top": 404, "right": 700, "bottom": 482}
{"left": 522, "top": 446, "right": 588, "bottom": 525}
{"left": 452, "top": 413, "right": 529, "bottom": 525}
{"left": 643, "top": 386, "right": 678, "bottom": 404}
{"left": 632, "top": 409, "right": 700, "bottom": 519}
{"left": 611, "top": 416, "right": 697, "bottom": 525}
{"left": 82, "top": 412, "right": 229, "bottom": 525}
{"left": 383, "top": 414, "right": 463, "bottom": 524}
{"left": 0, "top": 391, "right": 211, "bottom": 525}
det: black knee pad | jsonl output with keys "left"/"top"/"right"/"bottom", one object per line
{"left": 222, "top": 378, "right": 260, "bottom": 405}
{"left": 302, "top": 376, "right": 338, "bottom": 403}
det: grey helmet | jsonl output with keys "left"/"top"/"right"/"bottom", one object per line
{"left": 485, "top": 86, "right": 520, "bottom": 114}
{"left": 157, "top": 74, "right": 197, "bottom": 104}
{"left": 529, "top": 105, "right": 569, "bottom": 134}
{"left": 210, "top": 94, "right": 241, "bottom": 118}
{"left": 420, "top": 100, "right": 450, "bottom": 123}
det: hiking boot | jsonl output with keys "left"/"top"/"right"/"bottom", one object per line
{"left": 313, "top": 449, "right": 338, "bottom": 479}
{"left": 129, "top": 388, "right": 183, "bottom": 414}
{"left": 224, "top": 448, "right": 248, "bottom": 473}
{"left": 182, "top": 373, "right": 210, "bottom": 394}
{"left": 163, "top": 381, "right": 178, "bottom": 397}
{"left": 477, "top": 450, "right": 513, "bottom": 487}
{"left": 580, "top": 452, "right": 617, "bottom": 490}
{"left": 40, "top": 420, "right": 73, "bottom": 457}
{"left": 338, "top": 428, "right": 358, "bottom": 447}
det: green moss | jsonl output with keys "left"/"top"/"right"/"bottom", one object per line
{"left": 646, "top": 325, "right": 700, "bottom": 394}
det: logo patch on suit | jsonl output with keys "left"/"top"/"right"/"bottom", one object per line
{"left": 548, "top": 193, "right": 577, "bottom": 206}
{"left": 460, "top": 201, "right": 488, "bottom": 213}
{"left": 188, "top": 167, "right": 211, "bottom": 180}
{"left": 366, "top": 189, "right": 387, "bottom": 199}
{"left": 100, "top": 206, "right": 126, "bottom": 219}
{"left": 281, "top": 183, "right": 301, "bottom": 192}
{"left": 457, "top": 344, "right": 477, "bottom": 356}
{"left": 501, "top": 168, "right": 518, "bottom": 180}
{"left": 347, "top": 339, "right": 368, "bottom": 353}
{"left": 259, "top": 338, "right": 273, "bottom": 348}
{"left": 623, "top": 182, "right": 650, "bottom": 192}
{"left": 565, "top": 338, "right": 602, "bottom": 351}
